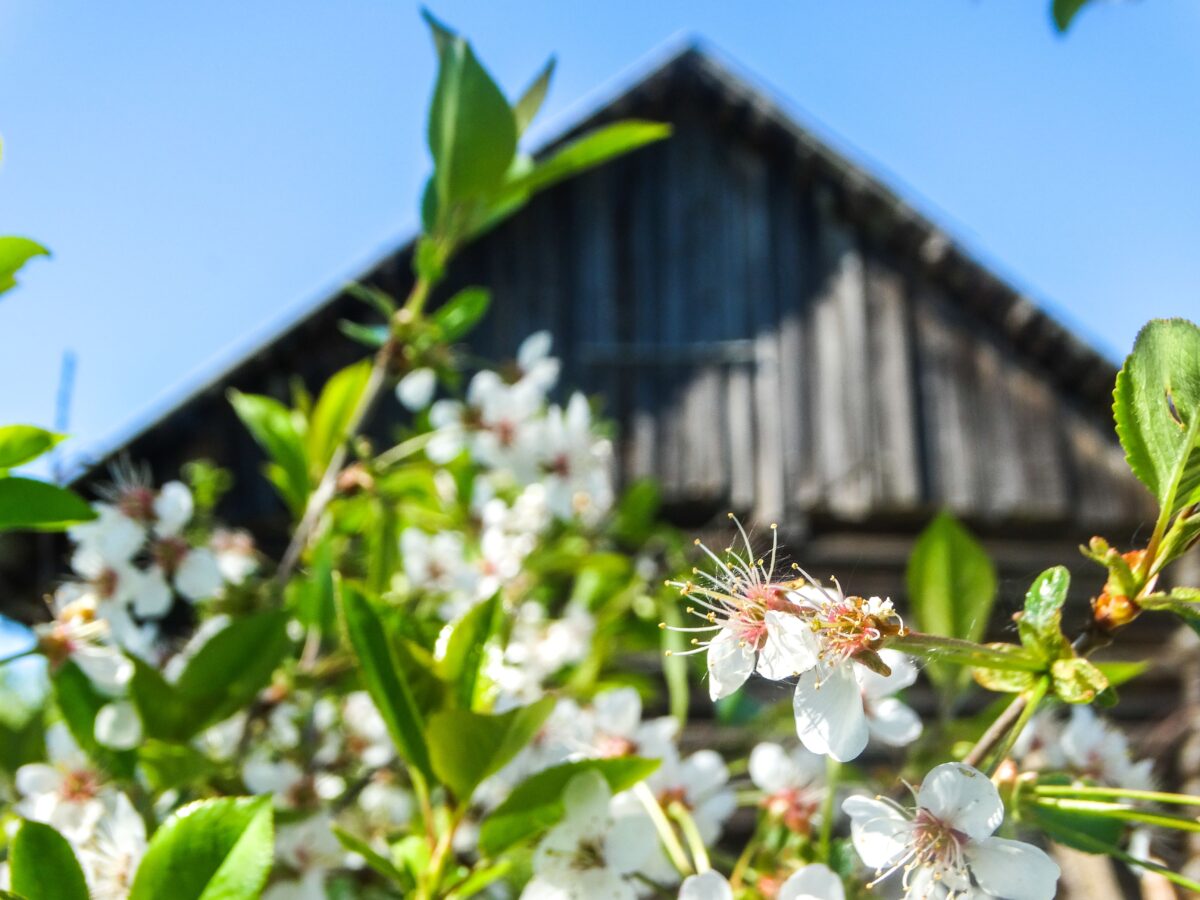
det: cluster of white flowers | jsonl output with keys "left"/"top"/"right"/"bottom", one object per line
{"left": 13, "top": 724, "right": 145, "bottom": 897}
{"left": 412, "top": 332, "right": 614, "bottom": 524}
{"left": 43, "top": 477, "right": 255, "bottom": 675}
{"left": 1016, "top": 706, "right": 1154, "bottom": 792}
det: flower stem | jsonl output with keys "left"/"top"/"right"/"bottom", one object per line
{"left": 0, "top": 647, "right": 35, "bottom": 667}
{"left": 633, "top": 782, "right": 693, "bottom": 877}
{"left": 892, "top": 631, "right": 1044, "bottom": 672}
{"left": 981, "top": 677, "right": 1048, "bottom": 775}
{"left": 818, "top": 757, "right": 841, "bottom": 862}
{"left": 1034, "top": 797, "right": 1200, "bottom": 833}
{"left": 668, "top": 801, "right": 710, "bottom": 874}
{"left": 962, "top": 693, "right": 1029, "bottom": 769}
{"left": 1033, "top": 784, "right": 1200, "bottom": 807}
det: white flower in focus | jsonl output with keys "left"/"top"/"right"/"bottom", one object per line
{"left": 855, "top": 649, "right": 923, "bottom": 748}
{"left": 94, "top": 701, "right": 143, "bottom": 751}
{"left": 665, "top": 520, "right": 818, "bottom": 702}
{"left": 77, "top": 792, "right": 146, "bottom": 900}
{"left": 749, "top": 742, "right": 826, "bottom": 833}
{"left": 535, "top": 393, "right": 613, "bottom": 523}
{"left": 843, "top": 762, "right": 1059, "bottom": 900}
{"left": 521, "top": 770, "right": 655, "bottom": 900}
{"left": 16, "top": 723, "right": 110, "bottom": 843}
{"left": 36, "top": 593, "right": 131, "bottom": 694}
{"left": 790, "top": 585, "right": 905, "bottom": 762}
{"left": 263, "top": 813, "right": 345, "bottom": 900}
{"left": 397, "top": 367, "right": 437, "bottom": 411}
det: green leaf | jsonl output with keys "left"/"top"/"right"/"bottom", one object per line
{"left": 906, "top": 512, "right": 997, "bottom": 698}
{"left": 1017, "top": 567, "right": 1071, "bottom": 660}
{"left": 473, "top": 121, "right": 670, "bottom": 238}
{"left": 447, "top": 860, "right": 512, "bottom": 898}
{"left": 1113, "top": 318, "right": 1200, "bottom": 518}
{"left": 513, "top": 57, "right": 555, "bottom": 135}
{"left": 340, "top": 583, "right": 434, "bottom": 782}
{"left": 426, "top": 697, "right": 554, "bottom": 801}
{"left": 338, "top": 320, "right": 389, "bottom": 349}
{"left": 973, "top": 665, "right": 1038, "bottom": 694}
{"left": 1093, "top": 660, "right": 1148, "bottom": 687}
{"left": 0, "top": 425, "right": 63, "bottom": 469}
{"left": 438, "top": 593, "right": 500, "bottom": 708}
{"left": 331, "top": 824, "right": 407, "bottom": 884}
{"left": 10, "top": 820, "right": 89, "bottom": 900}
{"left": 132, "top": 612, "right": 291, "bottom": 741}
{"left": 53, "top": 660, "right": 135, "bottom": 777}
{"left": 1052, "top": 0, "right": 1096, "bottom": 32}
{"left": 432, "top": 287, "right": 490, "bottom": 342}
{"left": 479, "top": 756, "right": 661, "bottom": 855}
{"left": 173, "top": 611, "right": 291, "bottom": 730}
{"left": 228, "top": 390, "right": 310, "bottom": 517}
{"left": 1027, "top": 794, "right": 1124, "bottom": 852}
{"left": 0, "top": 477, "right": 95, "bottom": 532}
{"left": 426, "top": 23, "right": 517, "bottom": 206}
{"left": 345, "top": 282, "right": 397, "bottom": 318}
{"left": 0, "top": 237, "right": 49, "bottom": 296}
{"left": 1050, "top": 657, "right": 1109, "bottom": 704}
{"left": 307, "top": 360, "right": 372, "bottom": 480}
{"left": 610, "top": 479, "right": 661, "bottom": 546}
{"left": 129, "top": 797, "right": 274, "bottom": 900}
{"left": 139, "top": 740, "right": 217, "bottom": 792}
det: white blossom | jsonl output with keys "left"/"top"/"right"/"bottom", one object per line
{"left": 843, "top": 762, "right": 1059, "bottom": 899}
{"left": 678, "top": 865, "right": 845, "bottom": 900}
{"left": 263, "top": 813, "right": 345, "bottom": 900}
{"left": 855, "top": 649, "right": 923, "bottom": 748}
{"left": 665, "top": 520, "right": 818, "bottom": 702}
{"left": 94, "top": 701, "right": 143, "bottom": 750}
{"left": 535, "top": 393, "right": 614, "bottom": 523}
{"left": 15, "top": 723, "right": 110, "bottom": 843}
{"left": 749, "top": 742, "right": 826, "bottom": 833}
{"left": 397, "top": 367, "right": 437, "bottom": 411}
{"left": 77, "top": 793, "right": 146, "bottom": 900}
{"left": 35, "top": 593, "right": 132, "bottom": 694}
{"left": 521, "top": 770, "right": 655, "bottom": 900}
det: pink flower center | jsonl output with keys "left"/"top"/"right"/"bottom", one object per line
{"left": 117, "top": 486, "right": 156, "bottom": 523}
{"left": 153, "top": 537, "right": 190, "bottom": 575}
{"left": 61, "top": 768, "right": 100, "bottom": 802}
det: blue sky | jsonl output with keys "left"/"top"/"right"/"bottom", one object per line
{"left": 1, "top": 0, "right": 1198, "bottom": 474}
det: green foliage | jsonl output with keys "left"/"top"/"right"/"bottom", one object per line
{"left": 228, "top": 389, "right": 310, "bottom": 517}
{"left": 0, "top": 476, "right": 95, "bottom": 531}
{"left": 129, "top": 797, "right": 274, "bottom": 900}
{"left": 426, "top": 697, "right": 554, "bottom": 801}
{"left": 307, "top": 360, "right": 372, "bottom": 481}
{"left": 437, "top": 592, "right": 500, "bottom": 709}
{"left": 424, "top": 12, "right": 517, "bottom": 209}
{"left": 907, "top": 512, "right": 997, "bottom": 700}
{"left": 0, "top": 425, "right": 63, "bottom": 469}
{"left": 1052, "top": 0, "right": 1098, "bottom": 32}
{"left": 0, "top": 237, "right": 49, "bottom": 296}
{"left": 1016, "top": 566, "right": 1071, "bottom": 661}
{"left": 332, "top": 824, "right": 407, "bottom": 884}
{"left": 1049, "top": 657, "right": 1109, "bottom": 704}
{"left": 479, "top": 756, "right": 661, "bottom": 855}
{"left": 432, "top": 286, "right": 491, "bottom": 342}
{"left": 513, "top": 57, "right": 556, "bottom": 135}
{"left": 1114, "top": 319, "right": 1200, "bottom": 518}
{"left": 131, "top": 611, "right": 291, "bottom": 741}
{"left": 10, "top": 820, "right": 89, "bottom": 900}
{"left": 340, "top": 582, "right": 434, "bottom": 782}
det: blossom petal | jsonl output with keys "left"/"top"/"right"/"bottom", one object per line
{"left": 605, "top": 811, "right": 655, "bottom": 876}
{"left": 706, "top": 626, "right": 755, "bottom": 701}
{"left": 756, "top": 611, "right": 819, "bottom": 680}
{"left": 679, "top": 870, "right": 734, "bottom": 900}
{"left": 593, "top": 687, "right": 642, "bottom": 739}
{"left": 865, "top": 698, "right": 923, "bottom": 747}
{"left": 94, "top": 701, "right": 143, "bottom": 750}
{"left": 917, "top": 763, "right": 1003, "bottom": 841}
{"left": 842, "top": 796, "right": 912, "bottom": 869}
{"left": 968, "top": 836, "right": 1060, "bottom": 900}
{"left": 777, "top": 863, "right": 846, "bottom": 900}
{"left": 397, "top": 368, "right": 437, "bottom": 411}
{"left": 855, "top": 648, "right": 918, "bottom": 698}
{"left": 748, "top": 742, "right": 796, "bottom": 794}
{"left": 153, "top": 481, "right": 194, "bottom": 537}
{"left": 793, "top": 664, "right": 868, "bottom": 762}
{"left": 130, "top": 568, "right": 173, "bottom": 618}
{"left": 175, "top": 548, "right": 223, "bottom": 601}
{"left": 15, "top": 763, "right": 62, "bottom": 798}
